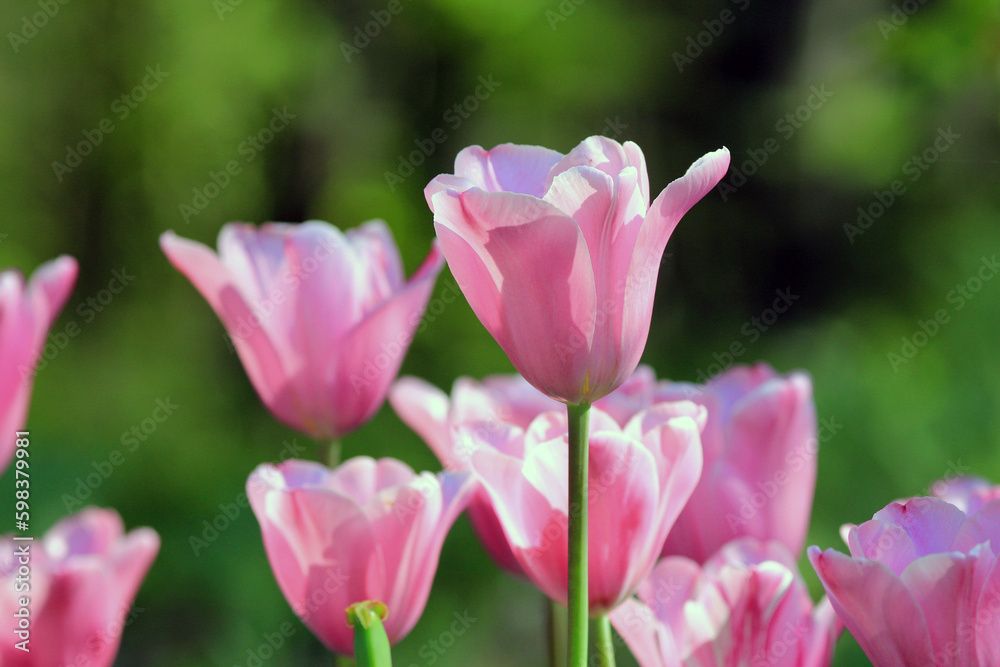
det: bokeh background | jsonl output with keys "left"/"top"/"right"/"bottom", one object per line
{"left": 2, "top": 0, "right": 999, "bottom": 664}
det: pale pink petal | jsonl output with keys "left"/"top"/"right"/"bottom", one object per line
{"left": 319, "top": 243, "right": 444, "bottom": 437}
{"left": 389, "top": 377, "right": 454, "bottom": 465}
{"left": 610, "top": 598, "right": 675, "bottom": 667}
{"left": 587, "top": 433, "right": 659, "bottom": 610}
{"left": 452, "top": 143, "right": 563, "bottom": 197}
{"left": 874, "top": 498, "right": 968, "bottom": 556}
{"left": 899, "top": 551, "right": 986, "bottom": 663}
{"left": 432, "top": 188, "right": 598, "bottom": 402}
{"left": 0, "top": 256, "right": 77, "bottom": 472}
{"left": 809, "top": 546, "right": 935, "bottom": 666}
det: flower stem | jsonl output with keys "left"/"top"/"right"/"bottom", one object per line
{"left": 548, "top": 599, "right": 568, "bottom": 667}
{"left": 346, "top": 601, "right": 393, "bottom": 667}
{"left": 593, "top": 615, "right": 616, "bottom": 667}
{"left": 318, "top": 439, "right": 342, "bottom": 468}
{"left": 567, "top": 402, "right": 591, "bottom": 667}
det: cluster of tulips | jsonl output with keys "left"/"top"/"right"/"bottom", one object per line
{"left": 4, "top": 136, "right": 1000, "bottom": 666}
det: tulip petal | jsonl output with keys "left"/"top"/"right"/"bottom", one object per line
{"left": 808, "top": 546, "right": 934, "bottom": 666}
{"left": 900, "top": 551, "right": 984, "bottom": 664}
{"left": 610, "top": 598, "right": 677, "bottom": 667}
{"left": 588, "top": 433, "right": 659, "bottom": 610}
{"left": 320, "top": 243, "right": 444, "bottom": 436}
{"left": 433, "top": 188, "right": 597, "bottom": 402}
{"left": 453, "top": 143, "right": 563, "bottom": 197}
{"left": 389, "top": 377, "right": 453, "bottom": 465}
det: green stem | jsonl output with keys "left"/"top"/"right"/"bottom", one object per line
{"left": 334, "top": 656, "right": 356, "bottom": 667}
{"left": 593, "top": 615, "right": 616, "bottom": 667}
{"left": 318, "top": 439, "right": 342, "bottom": 468}
{"left": 548, "top": 599, "right": 568, "bottom": 667}
{"left": 346, "top": 601, "right": 392, "bottom": 667}
{"left": 567, "top": 402, "right": 591, "bottom": 667}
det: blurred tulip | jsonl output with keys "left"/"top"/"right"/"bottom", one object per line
{"left": 160, "top": 220, "right": 444, "bottom": 439}
{"left": 0, "top": 507, "right": 159, "bottom": 667}
{"left": 247, "top": 457, "right": 474, "bottom": 656}
{"left": 931, "top": 474, "right": 1000, "bottom": 515}
{"left": 0, "top": 256, "right": 77, "bottom": 473}
{"left": 426, "top": 137, "right": 729, "bottom": 404}
{"left": 468, "top": 404, "right": 703, "bottom": 612}
{"left": 611, "top": 538, "right": 839, "bottom": 667}
{"left": 656, "top": 363, "right": 817, "bottom": 561}
{"left": 809, "top": 496, "right": 1000, "bottom": 666}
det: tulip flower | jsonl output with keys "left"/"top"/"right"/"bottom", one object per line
{"left": 160, "top": 220, "right": 444, "bottom": 440}
{"left": 809, "top": 496, "right": 1000, "bottom": 666}
{"left": 247, "top": 457, "right": 474, "bottom": 656}
{"left": 931, "top": 474, "right": 1000, "bottom": 515}
{"left": 389, "top": 374, "right": 560, "bottom": 574}
{"left": 0, "top": 507, "right": 160, "bottom": 667}
{"left": 611, "top": 538, "right": 840, "bottom": 667}
{"left": 656, "top": 363, "right": 817, "bottom": 561}
{"left": 0, "top": 255, "right": 77, "bottom": 473}
{"left": 468, "top": 403, "right": 703, "bottom": 612}
{"left": 425, "top": 137, "right": 729, "bottom": 405}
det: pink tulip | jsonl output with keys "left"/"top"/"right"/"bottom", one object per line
{"left": 390, "top": 374, "right": 560, "bottom": 574}
{"left": 426, "top": 137, "right": 729, "bottom": 404}
{"left": 160, "top": 221, "right": 444, "bottom": 439}
{"left": 247, "top": 457, "right": 474, "bottom": 656}
{"left": 611, "top": 538, "right": 840, "bottom": 667}
{"left": 931, "top": 475, "right": 1000, "bottom": 515}
{"left": 0, "top": 256, "right": 77, "bottom": 473}
{"left": 809, "top": 496, "right": 1000, "bottom": 666}
{"left": 469, "top": 403, "right": 704, "bottom": 612}
{"left": 0, "top": 507, "right": 160, "bottom": 667}
{"left": 656, "top": 363, "right": 817, "bottom": 561}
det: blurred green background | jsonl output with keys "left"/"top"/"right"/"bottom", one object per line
{"left": 2, "top": 0, "right": 999, "bottom": 664}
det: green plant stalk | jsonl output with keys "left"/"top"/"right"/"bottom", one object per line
{"left": 567, "top": 402, "right": 591, "bottom": 667}
{"left": 346, "top": 601, "right": 393, "bottom": 667}
{"left": 318, "top": 438, "right": 342, "bottom": 468}
{"left": 548, "top": 599, "right": 568, "bottom": 667}
{"left": 593, "top": 615, "right": 616, "bottom": 667}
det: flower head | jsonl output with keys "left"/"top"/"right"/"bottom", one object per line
{"left": 426, "top": 138, "right": 729, "bottom": 404}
